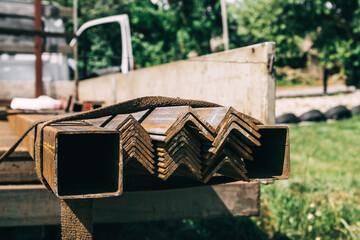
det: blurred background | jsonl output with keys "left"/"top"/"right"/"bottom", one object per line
{"left": 0, "top": 0, "right": 360, "bottom": 239}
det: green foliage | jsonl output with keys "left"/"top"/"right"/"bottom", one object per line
{"left": 229, "top": 0, "right": 307, "bottom": 62}
{"left": 228, "top": 0, "right": 360, "bottom": 87}
{"left": 128, "top": 0, "right": 223, "bottom": 67}
{"left": 276, "top": 67, "right": 318, "bottom": 87}
{"left": 77, "top": 22, "right": 122, "bottom": 78}
{"left": 257, "top": 115, "right": 360, "bottom": 239}
{"left": 58, "top": 0, "right": 222, "bottom": 68}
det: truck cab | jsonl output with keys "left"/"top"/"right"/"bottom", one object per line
{"left": 74, "top": 14, "right": 134, "bottom": 80}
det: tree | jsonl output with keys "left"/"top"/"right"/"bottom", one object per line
{"left": 229, "top": 0, "right": 360, "bottom": 87}
{"left": 58, "top": 0, "right": 223, "bottom": 68}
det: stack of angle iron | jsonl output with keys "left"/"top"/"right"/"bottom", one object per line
{"left": 88, "top": 110, "right": 156, "bottom": 174}
{"left": 194, "top": 107, "right": 262, "bottom": 182}
{"left": 87, "top": 106, "right": 262, "bottom": 183}
{"left": 140, "top": 106, "right": 216, "bottom": 180}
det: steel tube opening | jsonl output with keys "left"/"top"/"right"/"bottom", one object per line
{"left": 57, "top": 133, "right": 120, "bottom": 197}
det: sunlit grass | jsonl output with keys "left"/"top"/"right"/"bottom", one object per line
{"left": 256, "top": 115, "right": 360, "bottom": 239}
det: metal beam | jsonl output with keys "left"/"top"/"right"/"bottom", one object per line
{"left": 0, "top": 4, "right": 73, "bottom": 18}
{"left": 0, "top": 43, "right": 73, "bottom": 54}
{"left": 7, "top": 114, "right": 122, "bottom": 199}
{"left": 34, "top": 0, "right": 43, "bottom": 98}
{"left": 0, "top": 27, "right": 76, "bottom": 38}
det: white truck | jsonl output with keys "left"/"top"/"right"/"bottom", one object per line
{"left": 0, "top": 1, "right": 133, "bottom": 100}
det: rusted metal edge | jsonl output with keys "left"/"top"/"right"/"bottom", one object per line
{"left": 246, "top": 125, "right": 290, "bottom": 180}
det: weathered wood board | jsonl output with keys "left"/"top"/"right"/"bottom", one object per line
{"left": 0, "top": 182, "right": 260, "bottom": 227}
{"left": 0, "top": 121, "right": 30, "bottom": 158}
{"left": 0, "top": 121, "right": 36, "bottom": 183}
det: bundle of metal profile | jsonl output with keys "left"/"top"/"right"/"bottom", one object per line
{"left": 5, "top": 104, "right": 289, "bottom": 189}
{"left": 140, "top": 106, "right": 216, "bottom": 180}
{"left": 194, "top": 107, "right": 262, "bottom": 183}
{"left": 87, "top": 110, "right": 156, "bottom": 174}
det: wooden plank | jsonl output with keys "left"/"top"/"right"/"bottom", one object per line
{"left": 0, "top": 3, "right": 34, "bottom": 17}
{"left": 0, "top": 159, "right": 37, "bottom": 183}
{"left": 0, "top": 43, "right": 73, "bottom": 54}
{"left": 0, "top": 3, "right": 72, "bottom": 18}
{"left": 0, "top": 185, "right": 60, "bottom": 227}
{"left": 0, "top": 182, "right": 260, "bottom": 227}
{"left": 0, "top": 120, "right": 36, "bottom": 183}
{"left": 0, "top": 121, "right": 30, "bottom": 158}
{"left": 0, "top": 27, "right": 75, "bottom": 38}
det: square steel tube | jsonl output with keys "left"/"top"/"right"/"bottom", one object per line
{"left": 8, "top": 114, "right": 123, "bottom": 199}
{"left": 245, "top": 125, "right": 290, "bottom": 180}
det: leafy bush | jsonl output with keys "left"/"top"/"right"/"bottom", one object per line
{"left": 276, "top": 67, "right": 318, "bottom": 87}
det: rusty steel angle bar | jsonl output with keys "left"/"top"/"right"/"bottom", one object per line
{"left": 164, "top": 112, "right": 215, "bottom": 143}
{"left": 210, "top": 122, "right": 261, "bottom": 156}
{"left": 160, "top": 142, "right": 201, "bottom": 169}
{"left": 123, "top": 137, "right": 154, "bottom": 163}
{"left": 221, "top": 148, "right": 247, "bottom": 172}
{"left": 228, "top": 133, "right": 253, "bottom": 155}
{"left": 122, "top": 132, "right": 154, "bottom": 157}
{"left": 123, "top": 149, "right": 155, "bottom": 174}
{"left": 165, "top": 129, "right": 201, "bottom": 150}
{"left": 87, "top": 116, "right": 114, "bottom": 127}
{"left": 157, "top": 155, "right": 202, "bottom": 180}
{"left": 212, "top": 116, "right": 261, "bottom": 147}
{"left": 112, "top": 112, "right": 151, "bottom": 131}
{"left": 225, "top": 137, "right": 254, "bottom": 161}
{"left": 164, "top": 109, "right": 216, "bottom": 135}
{"left": 165, "top": 133, "right": 201, "bottom": 158}
{"left": 156, "top": 146, "right": 202, "bottom": 172}
{"left": 141, "top": 106, "right": 190, "bottom": 135}
{"left": 164, "top": 149, "right": 201, "bottom": 174}
{"left": 202, "top": 154, "right": 249, "bottom": 183}
{"left": 120, "top": 127, "right": 153, "bottom": 150}
{"left": 216, "top": 157, "right": 249, "bottom": 182}
{"left": 157, "top": 149, "right": 201, "bottom": 172}
{"left": 157, "top": 148, "right": 201, "bottom": 171}
{"left": 195, "top": 107, "right": 262, "bottom": 131}
{"left": 223, "top": 114, "right": 261, "bottom": 138}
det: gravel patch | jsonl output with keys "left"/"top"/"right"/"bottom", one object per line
{"left": 276, "top": 90, "right": 360, "bottom": 117}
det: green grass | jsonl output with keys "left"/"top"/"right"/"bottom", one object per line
{"left": 87, "top": 116, "right": 360, "bottom": 239}
{"left": 255, "top": 114, "right": 360, "bottom": 240}
{"left": 276, "top": 76, "right": 320, "bottom": 88}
